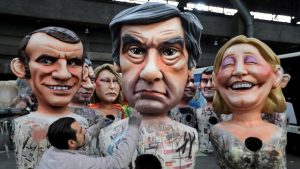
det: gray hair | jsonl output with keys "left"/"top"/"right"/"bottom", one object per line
{"left": 109, "top": 2, "right": 203, "bottom": 69}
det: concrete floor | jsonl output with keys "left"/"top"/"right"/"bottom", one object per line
{"left": 1, "top": 150, "right": 300, "bottom": 169}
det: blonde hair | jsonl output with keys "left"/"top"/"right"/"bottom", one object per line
{"left": 213, "top": 35, "right": 286, "bottom": 114}
{"left": 92, "top": 63, "right": 123, "bottom": 104}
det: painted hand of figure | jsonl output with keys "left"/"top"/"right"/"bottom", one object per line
{"left": 128, "top": 109, "right": 142, "bottom": 127}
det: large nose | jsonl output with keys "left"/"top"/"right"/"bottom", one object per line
{"left": 82, "top": 78, "right": 94, "bottom": 90}
{"left": 109, "top": 81, "right": 117, "bottom": 89}
{"left": 232, "top": 59, "right": 247, "bottom": 77}
{"left": 140, "top": 49, "right": 163, "bottom": 82}
{"left": 52, "top": 59, "right": 72, "bottom": 80}
{"left": 206, "top": 79, "right": 213, "bottom": 88}
{"left": 187, "top": 81, "right": 194, "bottom": 88}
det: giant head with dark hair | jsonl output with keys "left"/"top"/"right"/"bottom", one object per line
{"left": 108, "top": 2, "right": 203, "bottom": 116}
{"left": 17, "top": 26, "right": 83, "bottom": 79}
{"left": 11, "top": 26, "right": 87, "bottom": 113}
{"left": 109, "top": 2, "right": 203, "bottom": 69}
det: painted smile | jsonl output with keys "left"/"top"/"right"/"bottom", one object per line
{"left": 135, "top": 90, "right": 168, "bottom": 101}
{"left": 230, "top": 82, "right": 254, "bottom": 90}
{"left": 47, "top": 85, "right": 71, "bottom": 91}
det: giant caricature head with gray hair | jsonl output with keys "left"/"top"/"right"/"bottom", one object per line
{"left": 110, "top": 2, "right": 203, "bottom": 116}
{"left": 100, "top": 2, "right": 203, "bottom": 169}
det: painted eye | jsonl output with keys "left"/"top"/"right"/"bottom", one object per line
{"left": 90, "top": 77, "right": 96, "bottom": 83}
{"left": 36, "top": 56, "right": 57, "bottom": 65}
{"left": 245, "top": 55, "right": 258, "bottom": 64}
{"left": 162, "top": 48, "right": 180, "bottom": 59}
{"left": 221, "top": 56, "right": 235, "bottom": 68}
{"left": 68, "top": 58, "right": 82, "bottom": 66}
{"left": 129, "top": 47, "right": 145, "bottom": 58}
{"left": 201, "top": 79, "right": 209, "bottom": 84}
{"left": 163, "top": 48, "right": 177, "bottom": 56}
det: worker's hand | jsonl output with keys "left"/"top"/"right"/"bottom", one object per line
{"left": 128, "top": 109, "right": 142, "bottom": 127}
{"left": 96, "top": 117, "right": 113, "bottom": 129}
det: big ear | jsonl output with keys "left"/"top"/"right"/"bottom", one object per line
{"left": 273, "top": 65, "right": 283, "bottom": 89}
{"left": 67, "top": 139, "right": 76, "bottom": 149}
{"left": 281, "top": 73, "right": 291, "bottom": 88}
{"left": 11, "top": 58, "right": 26, "bottom": 78}
{"left": 114, "top": 62, "right": 121, "bottom": 73}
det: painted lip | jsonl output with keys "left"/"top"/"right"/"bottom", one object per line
{"left": 80, "top": 92, "right": 92, "bottom": 95}
{"left": 135, "top": 89, "right": 167, "bottom": 99}
{"left": 105, "top": 92, "right": 118, "bottom": 96}
{"left": 229, "top": 81, "right": 254, "bottom": 90}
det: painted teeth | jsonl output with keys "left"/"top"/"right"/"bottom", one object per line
{"left": 232, "top": 83, "right": 252, "bottom": 89}
{"left": 48, "top": 86, "right": 69, "bottom": 90}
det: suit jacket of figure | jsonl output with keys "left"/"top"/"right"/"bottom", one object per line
{"left": 100, "top": 2, "right": 203, "bottom": 169}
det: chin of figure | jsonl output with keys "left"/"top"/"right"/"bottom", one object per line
{"left": 136, "top": 106, "right": 172, "bottom": 117}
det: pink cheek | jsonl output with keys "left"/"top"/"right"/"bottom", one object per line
{"left": 249, "top": 67, "right": 272, "bottom": 78}
{"left": 216, "top": 72, "right": 229, "bottom": 86}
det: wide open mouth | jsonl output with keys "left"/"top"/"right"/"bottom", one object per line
{"left": 230, "top": 81, "right": 254, "bottom": 90}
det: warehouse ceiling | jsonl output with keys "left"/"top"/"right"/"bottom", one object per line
{"left": 0, "top": 0, "right": 299, "bottom": 78}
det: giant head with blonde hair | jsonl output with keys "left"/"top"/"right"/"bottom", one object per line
{"left": 92, "top": 63, "right": 123, "bottom": 104}
{"left": 212, "top": 35, "right": 286, "bottom": 115}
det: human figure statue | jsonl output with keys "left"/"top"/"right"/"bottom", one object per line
{"left": 211, "top": 35, "right": 287, "bottom": 169}
{"left": 99, "top": 2, "right": 203, "bottom": 169}
{"left": 0, "top": 80, "right": 18, "bottom": 108}
{"left": 39, "top": 109, "right": 141, "bottom": 169}
{"left": 89, "top": 63, "right": 125, "bottom": 122}
{"left": 10, "top": 26, "right": 90, "bottom": 169}
{"left": 196, "top": 66, "right": 218, "bottom": 153}
{"left": 168, "top": 72, "right": 197, "bottom": 128}
{"left": 10, "top": 78, "right": 37, "bottom": 111}
{"left": 68, "top": 58, "right": 103, "bottom": 156}
{"left": 280, "top": 73, "right": 297, "bottom": 125}
{"left": 69, "top": 58, "right": 98, "bottom": 127}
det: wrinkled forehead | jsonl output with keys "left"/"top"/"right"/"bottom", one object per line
{"left": 225, "top": 43, "right": 260, "bottom": 55}
{"left": 120, "top": 17, "right": 184, "bottom": 37}
{"left": 26, "top": 33, "right": 84, "bottom": 58}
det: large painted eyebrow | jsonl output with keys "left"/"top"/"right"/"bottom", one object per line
{"left": 121, "top": 34, "right": 142, "bottom": 46}
{"left": 161, "top": 36, "right": 184, "bottom": 48}
{"left": 35, "top": 54, "right": 58, "bottom": 62}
